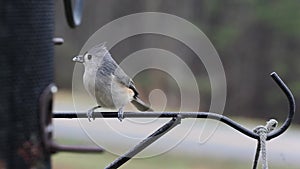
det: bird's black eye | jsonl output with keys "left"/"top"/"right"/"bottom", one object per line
{"left": 87, "top": 55, "right": 92, "bottom": 60}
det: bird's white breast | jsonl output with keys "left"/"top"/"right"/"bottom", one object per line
{"left": 83, "top": 66, "right": 97, "bottom": 100}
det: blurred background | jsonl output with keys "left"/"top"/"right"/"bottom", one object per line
{"left": 52, "top": 0, "right": 300, "bottom": 169}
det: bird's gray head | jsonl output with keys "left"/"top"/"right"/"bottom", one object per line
{"left": 72, "top": 42, "right": 108, "bottom": 66}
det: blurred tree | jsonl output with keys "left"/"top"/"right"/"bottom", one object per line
{"left": 54, "top": 0, "right": 300, "bottom": 123}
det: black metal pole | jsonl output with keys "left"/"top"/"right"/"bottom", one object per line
{"left": 105, "top": 116, "right": 182, "bottom": 169}
{"left": 0, "top": 1, "right": 54, "bottom": 169}
{"left": 50, "top": 142, "right": 105, "bottom": 154}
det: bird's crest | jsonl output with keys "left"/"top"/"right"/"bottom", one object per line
{"left": 88, "top": 42, "right": 108, "bottom": 56}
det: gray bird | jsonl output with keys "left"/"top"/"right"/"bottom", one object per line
{"left": 73, "top": 42, "right": 152, "bottom": 121}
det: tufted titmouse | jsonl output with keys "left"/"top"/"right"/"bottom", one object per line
{"left": 73, "top": 42, "right": 152, "bottom": 121}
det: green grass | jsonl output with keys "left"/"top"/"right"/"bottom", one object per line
{"left": 52, "top": 150, "right": 295, "bottom": 169}
{"left": 52, "top": 131, "right": 298, "bottom": 169}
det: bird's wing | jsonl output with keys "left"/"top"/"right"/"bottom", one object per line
{"left": 113, "top": 66, "right": 139, "bottom": 98}
{"left": 98, "top": 50, "right": 139, "bottom": 98}
{"left": 112, "top": 64, "right": 153, "bottom": 111}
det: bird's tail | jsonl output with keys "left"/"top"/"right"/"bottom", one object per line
{"left": 131, "top": 97, "right": 153, "bottom": 111}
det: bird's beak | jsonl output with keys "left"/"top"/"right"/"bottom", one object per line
{"left": 72, "top": 55, "right": 84, "bottom": 63}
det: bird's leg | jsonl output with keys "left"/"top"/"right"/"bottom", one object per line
{"left": 87, "top": 105, "right": 101, "bottom": 122}
{"left": 117, "top": 107, "right": 124, "bottom": 122}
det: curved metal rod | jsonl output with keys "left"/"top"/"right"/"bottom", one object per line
{"left": 63, "top": 0, "right": 83, "bottom": 28}
{"left": 53, "top": 72, "right": 295, "bottom": 141}
{"left": 266, "top": 72, "right": 295, "bottom": 140}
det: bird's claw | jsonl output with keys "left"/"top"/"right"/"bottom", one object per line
{"left": 86, "top": 106, "right": 101, "bottom": 122}
{"left": 87, "top": 109, "right": 95, "bottom": 122}
{"left": 118, "top": 107, "right": 124, "bottom": 122}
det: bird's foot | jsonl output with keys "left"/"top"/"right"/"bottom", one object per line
{"left": 117, "top": 107, "right": 124, "bottom": 122}
{"left": 87, "top": 106, "right": 101, "bottom": 122}
{"left": 87, "top": 109, "right": 94, "bottom": 122}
